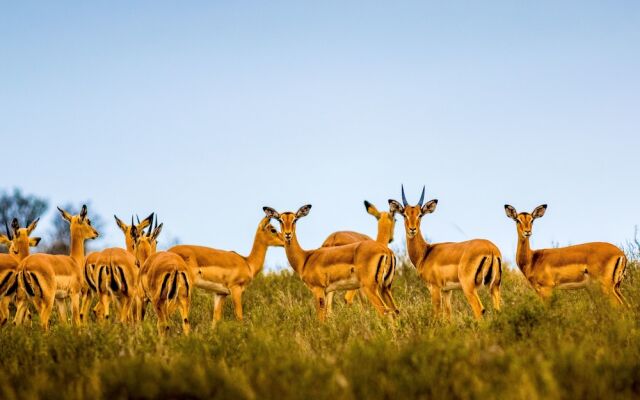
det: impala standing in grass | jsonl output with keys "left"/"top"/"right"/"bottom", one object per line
{"left": 15, "top": 205, "right": 99, "bottom": 329}
{"left": 322, "top": 200, "right": 397, "bottom": 309}
{"left": 390, "top": 186, "right": 502, "bottom": 319}
{"left": 504, "top": 204, "right": 627, "bottom": 305}
{"left": 263, "top": 205, "right": 397, "bottom": 321}
{"left": 169, "top": 215, "right": 284, "bottom": 325}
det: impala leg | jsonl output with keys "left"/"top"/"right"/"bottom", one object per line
{"left": 490, "top": 282, "right": 502, "bottom": 312}
{"left": 381, "top": 287, "right": 399, "bottom": 315}
{"left": 344, "top": 290, "right": 357, "bottom": 306}
{"left": 311, "top": 287, "right": 328, "bottom": 322}
{"left": 442, "top": 290, "right": 452, "bottom": 320}
{"left": 178, "top": 294, "right": 191, "bottom": 336}
{"left": 230, "top": 285, "right": 245, "bottom": 321}
{"left": 0, "top": 296, "right": 10, "bottom": 325}
{"left": 39, "top": 295, "right": 54, "bottom": 331}
{"left": 361, "top": 285, "right": 389, "bottom": 317}
{"left": 155, "top": 301, "right": 169, "bottom": 335}
{"left": 70, "top": 292, "right": 81, "bottom": 326}
{"left": 56, "top": 299, "right": 68, "bottom": 325}
{"left": 212, "top": 294, "right": 226, "bottom": 326}
{"left": 119, "top": 296, "right": 132, "bottom": 323}
{"left": 326, "top": 291, "right": 334, "bottom": 316}
{"left": 79, "top": 290, "right": 91, "bottom": 323}
{"left": 462, "top": 285, "right": 485, "bottom": 320}
{"left": 14, "top": 297, "right": 28, "bottom": 326}
{"left": 430, "top": 287, "right": 443, "bottom": 317}
{"left": 96, "top": 292, "right": 110, "bottom": 322}
{"left": 613, "top": 284, "right": 628, "bottom": 308}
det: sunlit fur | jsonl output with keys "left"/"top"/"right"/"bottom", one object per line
{"left": 169, "top": 217, "right": 284, "bottom": 326}
{"left": 0, "top": 219, "right": 40, "bottom": 324}
{"left": 390, "top": 193, "right": 502, "bottom": 320}
{"left": 505, "top": 204, "right": 627, "bottom": 305}
{"left": 131, "top": 224, "right": 192, "bottom": 335}
{"left": 322, "top": 200, "right": 398, "bottom": 309}
{"left": 15, "top": 206, "right": 99, "bottom": 329}
{"left": 264, "top": 205, "right": 397, "bottom": 322}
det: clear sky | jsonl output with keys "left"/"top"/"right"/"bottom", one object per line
{"left": 1, "top": 1, "right": 639, "bottom": 269}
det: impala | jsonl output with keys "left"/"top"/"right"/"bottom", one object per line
{"left": 88, "top": 214, "right": 154, "bottom": 322}
{"left": 169, "top": 215, "right": 284, "bottom": 325}
{"left": 16, "top": 205, "right": 99, "bottom": 329}
{"left": 0, "top": 219, "right": 40, "bottom": 324}
{"left": 390, "top": 186, "right": 502, "bottom": 319}
{"left": 504, "top": 204, "right": 627, "bottom": 305}
{"left": 131, "top": 223, "right": 192, "bottom": 335}
{"left": 263, "top": 205, "right": 397, "bottom": 321}
{"left": 322, "top": 200, "right": 397, "bottom": 308}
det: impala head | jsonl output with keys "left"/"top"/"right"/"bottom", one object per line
{"left": 364, "top": 200, "right": 396, "bottom": 243}
{"left": 130, "top": 220, "right": 163, "bottom": 265}
{"left": 114, "top": 212, "right": 154, "bottom": 249}
{"left": 258, "top": 217, "right": 285, "bottom": 247}
{"left": 504, "top": 204, "right": 547, "bottom": 238}
{"left": 388, "top": 185, "right": 438, "bottom": 239}
{"left": 0, "top": 218, "right": 41, "bottom": 259}
{"left": 58, "top": 205, "right": 99, "bottom": 240}
{"left": 262, "top": 205, "right": 311, "bottom": 244}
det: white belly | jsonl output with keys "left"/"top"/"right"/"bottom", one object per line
{"left": 326, "top": 277, "right": 360, "bottom": 292}
{"left": 194, "top": 277, "right": 231, "bottom": 295}
{"left": 55, "top": 276, "right": 73, "bottom": 295}
{"left": 442, "top": 282, "right": 462, "bottom": 292}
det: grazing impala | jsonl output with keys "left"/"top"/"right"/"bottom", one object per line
{"left": 322, "top": 200, "right": 397, "bottom": 307}
{"left": 15, "top": 205, "right": 99, "bottom": 329}
{"left": 131, "top": 223, "right": 192, "bottom": 335}
{"left": 504, "top": 204, "right": 627, "bottom": 305}
{"left": 169, "top": 215, "right": 284, "bottom": 325}
{"left": 0, "top": 219, "right": 41, "bottom": 324}
{"left": 263, "top": 205, "right": 397, "bottom": 321}
{"left": 390, "top": 186, "right": 502, "bottom": 320}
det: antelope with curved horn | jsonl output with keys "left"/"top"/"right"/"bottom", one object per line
{"left": 88, "top": 213, "right": 154, "bottom": 322}
{"left": 263, "top": 205, "right": 397, "bottom": 321}
{"left": 390, "top": 186, "right": 502, "bottom": 320}
{"left": 504, "top": 204, "right": 627, "bottom": 305}
{"left": 0, "top": 218, "right": 41, "bottom": 324}
{"left": 322, "top": 200, "right": 398, "bottom": 308}
{"left": 131, "top": 223, "right": 192, "bottom": 335}
{"left": 169, "top": 214, "right": 284, "bottom": 325}
{"left": 15, "top": 205, "right": 99, "bottom": 329}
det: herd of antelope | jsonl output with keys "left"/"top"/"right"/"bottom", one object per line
{"left": 0, "top": 186, "right": 629, "bottom": 334}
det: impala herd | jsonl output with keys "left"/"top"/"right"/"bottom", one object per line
{"left": 0, "top": 186, "right": 629, "bottom": 334}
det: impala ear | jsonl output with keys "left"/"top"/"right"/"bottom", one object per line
{"left": 114, "top": 215, "right": 128, "bottom": 233}
{"left": 532, "top": 204, "right": 547, "bottom": 219}
{"left": 421, "top": 199, "right": 438, "bottom": 215}
{"left": 137, "top": 213, "right": 154, "bottom": 231}
{"left": 364, "top": 201, "right": 381, "bottom": 219}
{"left": 388, "top": 199, "right": 404, "bottom": 215}
{"left": 29, "top": 237, "right": 41, "bottom": 247}
{"left": 504, "top": 205, "right": 518, "bottom": 220}
{"left": 263, "top": 207, "right": 280, "bottom": 220}
{"left": 26, "top": 218, "right": 39, "bottom": 235}
{"left": 0, "top": 235, "right": 10, "bottom": 246}
{"left": 80, "top": 204, "right": 88, "bottom": 220}
{"left": 58, "top": 207, "right": 73, "bottom": 223}
{"left": 296, "top": 204, "right": 312, "bottom": 219}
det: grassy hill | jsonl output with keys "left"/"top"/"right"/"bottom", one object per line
{"left": 1, "top": 259, "right": 639, "bottom": 399}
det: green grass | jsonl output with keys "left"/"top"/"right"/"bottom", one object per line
{"left": 1, "top": 260, "right": 640, "bottom": 400}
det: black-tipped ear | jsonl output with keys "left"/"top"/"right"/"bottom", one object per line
{"left": 364, "top": 201, "right": 381, "bottom": 219}
{"left": 296, "top": 204, "right": 312, "bottom": 219}
{"left": 263, "top": 207, "right": 280, "bottom": 220}
{"left": 388, "top": 199, "right": 404, "bottom": 215}
{"left": 80, "top": 204, "right": 88, "bottom": 220}
{"left": 151, "top": 223, "right": 163, "bottom": 241}
{"left": 11, "top": 218, "right": 19, "bottom": 237}
{"left": 58, "top": 207, "right": 73, "bottom": 223}
{"left": 504, "top": 205, "right": 518, "bottom": 220}
{"left": 138, "top": 212, "right": 154, "bottom": 231}
{"left": 421, "top": 199, "right": 438, "bottom": 215}
{"left": 532, "top": 204, "right": 547, "bottom": 219}
{"left": 30, "top": 237, "right": 41, "bottom": 247}
{"left": 26, "top": 218, "right": 39, "bottom": 235}
{"left": 114, "top": 215, "right": 128, "bottom": 232}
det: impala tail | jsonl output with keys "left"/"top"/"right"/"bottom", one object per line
{"left": 165, "top": 268, "right": 190, "bottom": 301}
{"left": 612, "top": 256, "right": 627, "bottom": 288}
{"left": 482, "top": 255, "right": 502, "bottom": 287}
{"left": 382, "top": 253, "right": 396, "bottom": 289}
{"left": 20, "top": 269, "right": 44, "bottom": 297}
{"left": 374, "top": 255, "right": 388, "bottom": 286}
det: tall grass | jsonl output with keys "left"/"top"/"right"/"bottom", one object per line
{"left": 1, "top": 259, "right": 639, "bottom": 399}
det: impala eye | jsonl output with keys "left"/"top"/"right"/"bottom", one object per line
{"left": 270, "top": 228, "right": 277, "bottom": 234}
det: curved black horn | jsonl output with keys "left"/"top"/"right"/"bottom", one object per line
{"left": 11, "top": 218, "right": 19, "bottom": 236}
{"left": 4, "top": 219, "right": 12, "bottom": 240}
{"left": 147, "top": 214, "right": 155, "bottom": 237}
{"left": 401, "top": 184, "right": 409, "bottom": 206}
{"left": 131, "top": 215, "right": 134, "bottom": 228}
{"left": 418, "top": 186, "right": 426, "bottom": 206}
{"left": 136, "top": 215, "right": 141, "bottom": 225}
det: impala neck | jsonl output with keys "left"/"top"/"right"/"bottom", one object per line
{"left": 406, "top": 226, "right": 429, "bottom": 271}
{"left": 516, "top": 234, "right": 533, "bottom": 276}
{"left": 376, "top": 223, "right": 392, "bottom": 245}
{"left": 69, "top": 229, "right": 87, "bottom": 267}
{"left": 283, "top": 232, "right": 308, "bottom": 275}
{"left": 124, "top": 234, "right": 135, "bottom": 253}
{"left": 245, "top": 226, "right": 269, "bottom": 277}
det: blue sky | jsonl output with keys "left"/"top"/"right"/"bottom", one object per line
{"left": 1, "top": 1, "right": 639, "bottom": 268}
